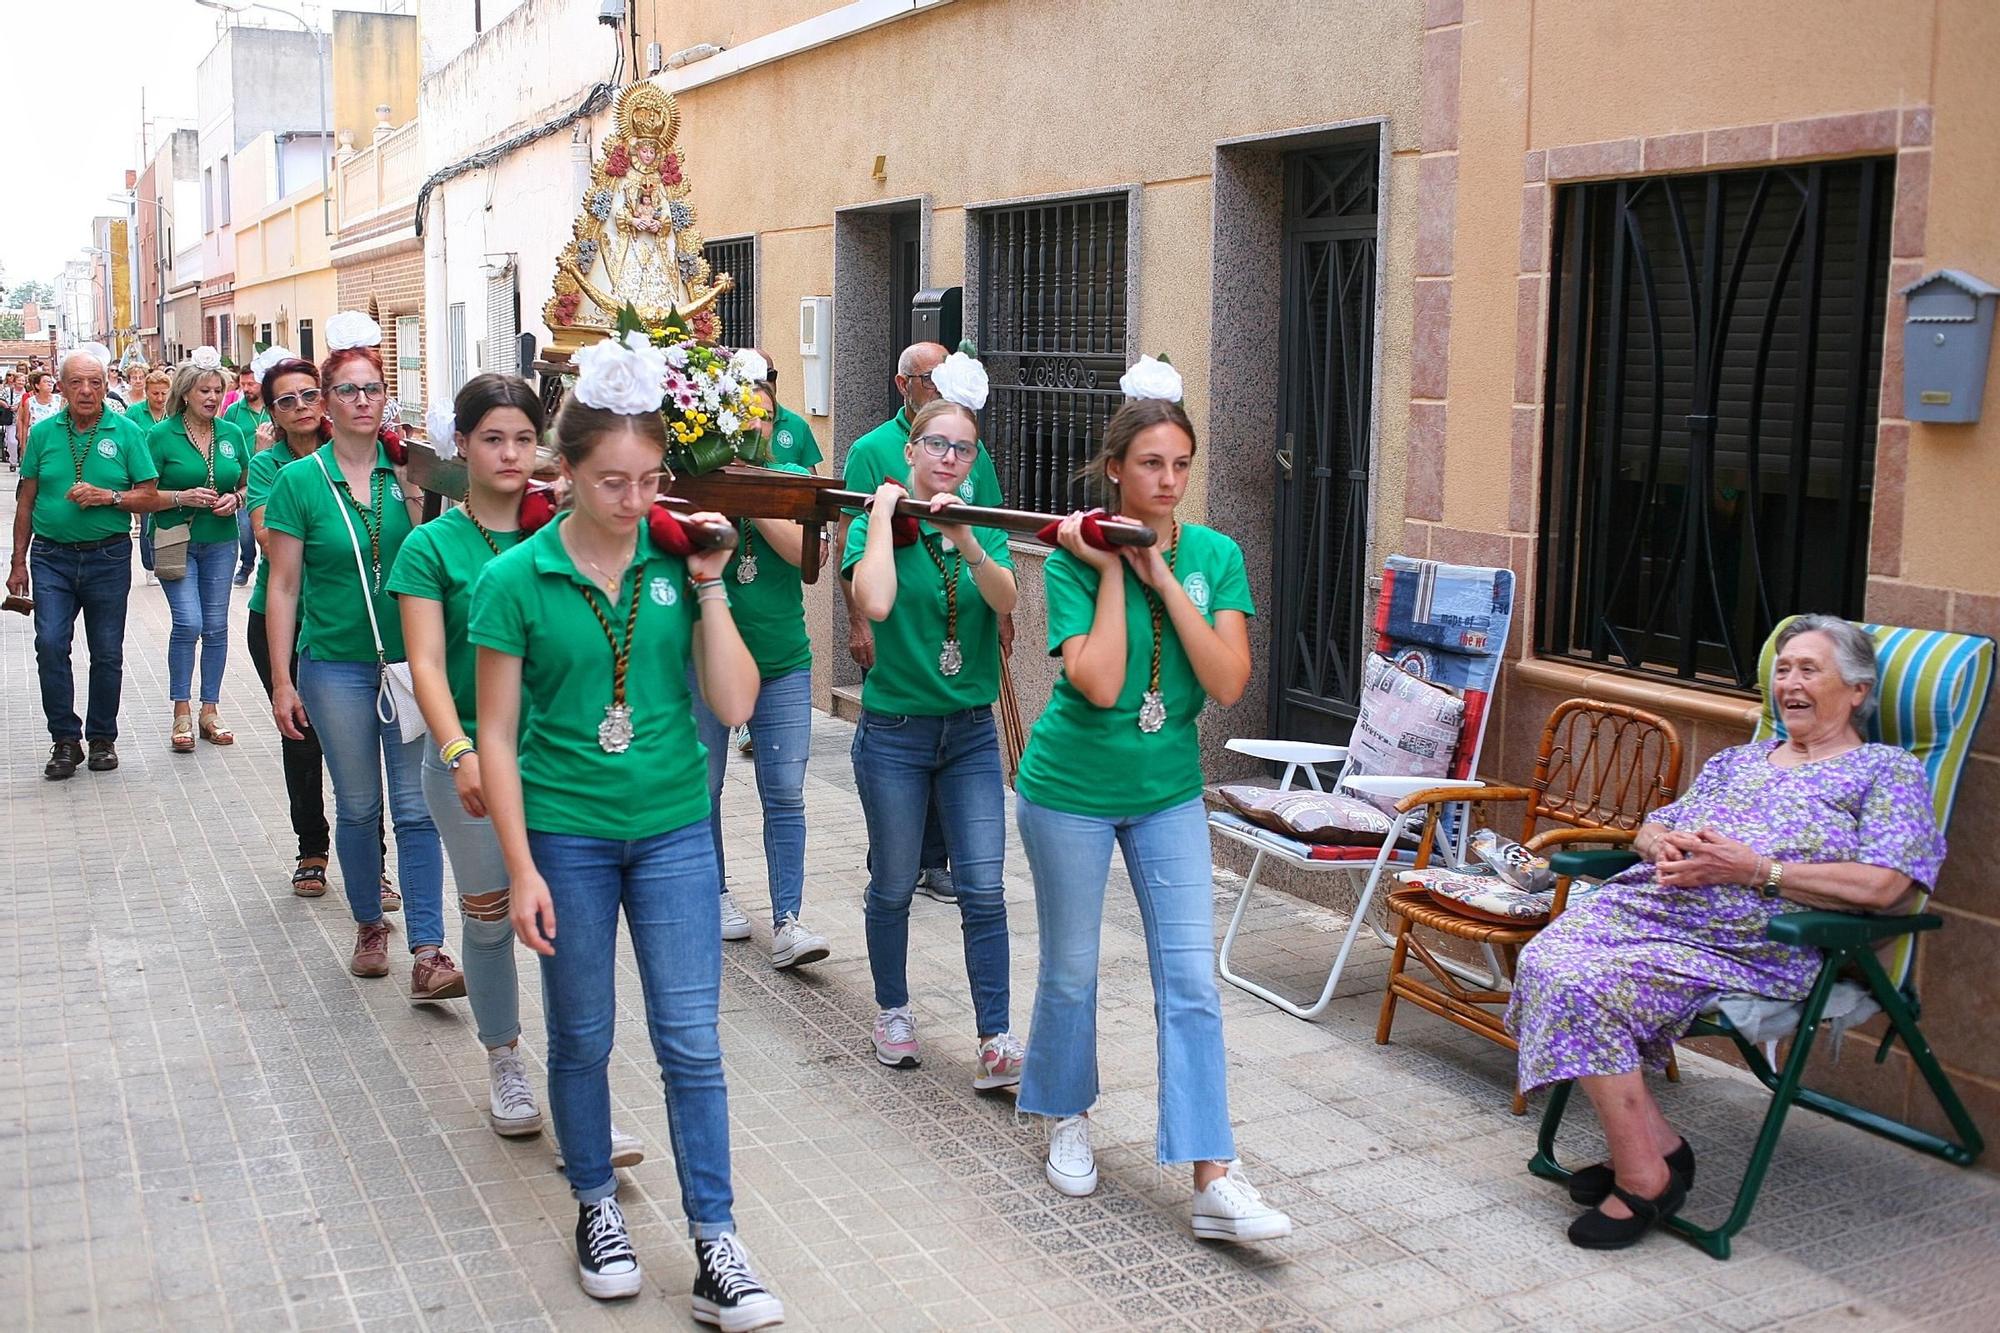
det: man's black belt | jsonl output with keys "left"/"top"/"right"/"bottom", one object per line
{"left": 38, "top": 534, "right": 131, "bottom": 552}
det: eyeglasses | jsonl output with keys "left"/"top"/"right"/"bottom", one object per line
{"left": 328, "top": 381, "right": 388, "bottom": 403}
{"left": 586, "top": 471, "right": 667, "bottom": 501}
{"left": 272, "top": 388, "right": 323, "bottom": 411}
{"left": 914, "top": 434, "right": 977, "bottom": 462}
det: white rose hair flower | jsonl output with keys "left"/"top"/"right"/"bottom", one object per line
{"left": 325, "top": 311, "right": 383, "bottom": 351}
{"left": 72, "top": 341, "right": 113, "bottom": 371}
{"left": 727, "top": 347, "right": 769, "bottom": 385}
{"left": 930, "top": 351, "right": 989, "bottom": 411}
{"left": 1119, "top": 354, "right": 1183, "bottom": 403}
{"left": 424, "top": 403, "right": 460, "bottom": 460}
{"left": 190, "top": 345, "right": 223, "bottom": 372}
{"left": 251, "top": 345, "right": 294, "bottom": 378}
{"left": 572, "top": 332, "right": 669, "bottom": 416}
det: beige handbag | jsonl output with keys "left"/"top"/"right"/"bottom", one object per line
{"left": 153, "top": 520, "right": 192, "bottom": 581}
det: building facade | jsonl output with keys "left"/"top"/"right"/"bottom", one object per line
{"left": 230, "top": 132, "right": 337, "bottom": 364}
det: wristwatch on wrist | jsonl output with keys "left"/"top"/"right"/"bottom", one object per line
{"left": 110, "top": 490, "right": 125, "bottom": 510}
{"left": 1761, "top": 859, "right": 1785, "bottom": 899}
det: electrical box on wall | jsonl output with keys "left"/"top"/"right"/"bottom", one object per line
{"left": 799, "top": 296, "right": 833, "bottom": 416}
{"left": 1901, "top": 269, "right": 1997, "bottom": 424}
{"left": 911, "top": 287, "right": 962, "bottom": 350}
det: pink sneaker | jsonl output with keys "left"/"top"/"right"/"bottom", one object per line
{"left": 873, "top": 1007, "right": 919, "bottom": 1069}
{"left": 975, "top": 1032, "right": 1025, "bottom": 1090}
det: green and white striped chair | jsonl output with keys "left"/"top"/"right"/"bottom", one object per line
{"left": 1529, "top": 618, "right": 1994, "bottom": 1259}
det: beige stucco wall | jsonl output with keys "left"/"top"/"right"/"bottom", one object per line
{"left": 333, "top": 11, "right": 421, "bottom": 149}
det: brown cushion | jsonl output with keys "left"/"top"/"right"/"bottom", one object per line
{"left": 1214, "top": 785, "right": 1396, "bottom": 846}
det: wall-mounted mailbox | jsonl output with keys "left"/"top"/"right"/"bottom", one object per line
{"left": 1901, "top": 269, "right": 1997, "bottom": 424}
{"left": 911, "top": 286, "right": 963, "bottom": 351}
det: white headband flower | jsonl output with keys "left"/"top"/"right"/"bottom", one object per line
{"left": 423, "top": 403, "right": 459, "bottom": 460}
{"left": 325, "top": 311, "right": 383, "bottom": 351}
{"left": 250, "top": 344, "right": 294, "bottom": 378}
{"left": 572, "top": 331, "right": 669, "bottom": 416}
{"left": 71, "top": 341, "right": 113, "bottom": 372}
{"left": 190, "top": 345, "right": 223, "bottom": 372}
{"left": 1119, "top": 354, "right": 1183, "bottom": 403}
{"left": 727, "top": 347, "right": 770, "bottom": 385}
{"left": 930, "top": 351, "right": 988, "bottom": 411}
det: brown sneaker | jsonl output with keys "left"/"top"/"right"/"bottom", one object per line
{"left": 351, "top": 921, "right": 393, "bottom": 977}
{"left": 410, "top": 947, "right": 467, "bottom": 1002}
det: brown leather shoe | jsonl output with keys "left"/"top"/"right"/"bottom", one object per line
{"left": 43, "top": 740, "right": 84, "bottom": 780}
{"left": 410, "top": 947, "right": 467, "bottom": 1002}
{"left": 351, "top": 921, "right": 393, "bottom": 978}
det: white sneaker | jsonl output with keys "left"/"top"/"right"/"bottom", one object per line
{"left": 719, "top": 892, "right": 753, "bottom": 942}
{"left": 1046, "top": 1116, "right": 1098, "bottom": 1197}
{"left": 554, "top": 1124, "right": 646, "bottom": 1170}
{"left": 1191, "top": 1169, "right": 1293, "bottom": 1243}
{"left": 487, "top": 1046, "right": 544, "bottom": 1138}
{"left": 770, "top": 913, "right": 829, "bottom": 970}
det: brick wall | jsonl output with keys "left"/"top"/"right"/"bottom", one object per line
{"left": 335, "top": 246, "right": 424, "bottom": 405}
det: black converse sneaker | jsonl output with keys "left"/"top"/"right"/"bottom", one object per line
{"left": 575, "top": 1197, "right": 643, "bottom": 1299}
{"left": 692, "top": 1232, "right": 784, "bottom": 1331}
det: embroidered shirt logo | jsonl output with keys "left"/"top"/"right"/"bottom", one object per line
{"left": 649, "top": 576, "right": 676, "bottom": 606}
{"left": 220, "top": 442, "right": 236, "bottom": 459}
{"left": 388, "top": 482, "right": 405, "bottom": 502}
{"left": 775, "top": 429, "right": 793, "bottom": 449}
{"left": 95, "top": 439, "right": 118, "bottom": 458}
{"left": 958, "top": 478, "right": 976, "bottom": 502}
{"left": 1184, "top": 572, "right": 1211, "bottom": 612}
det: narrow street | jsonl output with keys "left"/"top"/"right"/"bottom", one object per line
{"left": 4, "top": 493, "right": 1999, "bottom": 1331}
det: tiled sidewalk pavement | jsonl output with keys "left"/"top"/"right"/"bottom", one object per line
{"left": 5, "top": 498, "right": 2000, "bottom": 1330}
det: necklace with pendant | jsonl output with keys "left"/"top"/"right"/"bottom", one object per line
{"left": 576, "top": 559, "right": 644, "bottom": 754}
{"left": 919, "top": 530, "right": 964, "bottom": 676}
{"left": 735, "top": 518, "right": 758, "bottom": 584}
{"left": 1137, "top": 521, "right": 1181, "bottom": 734}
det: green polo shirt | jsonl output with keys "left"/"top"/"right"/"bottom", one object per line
{"left": 245, "top": 440, "right": 320, "bottom": 615}
{"left": 385, "top": 507, "right": 522, "bottom": 743}
{"left": 262, "top": 440, "right": 416, "bottom": 662}
{"left": 722, "top": 462, "right": 813, "bottom": 680}
{"left": 842, "top": 511, "right": 1012, "bottom": 716}
{"left": 125, "top": 402, "right": 168, "bottom": 429}
{"left": 21, "top": 407, "right": 158, "bottom": 544}
{"left": 768, "top": 405, "right": 823, "bottom": 470}
{"left": 222, "top": 400, "right": 269, "bottom": 442}
{"left": 149, "top": 414, "right": 250, "bottom": 544}
{"left": 841, "top": 408, "right": 1003, "bottom": 507}
{"left": 1016, "top": 526, "right": 1255, "bottom": 817}
{"left": 467, "top": 513, "right": 709, "bottom": 841}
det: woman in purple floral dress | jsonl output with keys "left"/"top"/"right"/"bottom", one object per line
{"left": 1506, "top": 616, "right": 1946, "bottom": 1250}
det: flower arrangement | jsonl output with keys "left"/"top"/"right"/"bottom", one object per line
{"left": 568, "top": 304, "right": 773, "bottom": 477}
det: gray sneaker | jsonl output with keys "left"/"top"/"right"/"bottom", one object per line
{"left": 771, "top": 913, "right": 829, "bottom": 970}
{"left": 914, "top": 866, "right": 958, "bottom": 903}
{"left": 719, "top": 891, "right": 753, "bottom": 941}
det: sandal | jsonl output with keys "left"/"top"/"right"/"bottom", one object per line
{"left": 199, "top": 713, "right": 235, "bottom": 746}
{"left": 1567, "top": 1172, "right": 1688, "bottom": 1250}
{"left": 170, "top": 715, "right": 196, "bottom": 754}
{"left": 1567, "top": 1138, "right": 1695, "bottom": 1206}
{"left": 292, "top": 857, "right": 329, "bottom": 898}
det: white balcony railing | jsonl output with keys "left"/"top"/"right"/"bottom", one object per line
{"left": 334, "top": 119, "right": 423, "bottom": 234}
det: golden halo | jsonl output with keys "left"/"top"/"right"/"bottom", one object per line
{"left": 614, "top": 82, "right": 679, "bottom": 151}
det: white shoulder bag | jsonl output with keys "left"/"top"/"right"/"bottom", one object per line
{"left": 313, "top": 452, "right": 426, "bottom": 743}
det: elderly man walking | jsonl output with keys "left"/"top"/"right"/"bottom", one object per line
{"left": 6, "top": 346, "right": 164, "bottom": 779}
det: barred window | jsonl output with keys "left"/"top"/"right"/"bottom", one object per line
{"left": 976, "top": 195, "right": 1130, "bottom": 512}
{"left": 1538, "top": 159, "right": 1894, "bottom": 689}
{"left": 706, "top": 236, "right": 755, "bottom": 347}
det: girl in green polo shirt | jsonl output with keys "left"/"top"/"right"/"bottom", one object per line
{"left": 1012, "top": 386, "right": 1291, "bottom": 1243}
{"left": 263, "top": 327, "right": 456, "bottom": 1002}
{"left": 844, "top": 396, "right": 1023, "bottom": 1089}
{"left": 469, "top": 341, "right": 783, "bottom": 1321}
{"left": 148, "top": 359, "right": 248, "bottom": 753}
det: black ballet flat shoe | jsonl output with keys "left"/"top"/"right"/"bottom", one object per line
{"left": 1567, "top": 1138, "right": 1695, "bottom": 1206}
{"left": 1567, "top": 1173, "right": 1688, "bottom": 1250}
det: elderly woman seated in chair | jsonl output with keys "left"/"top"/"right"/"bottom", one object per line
{"left": 1505, "top": 614, "right": 1947, "bottom": 1250}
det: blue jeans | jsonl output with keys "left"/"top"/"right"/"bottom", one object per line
{"left": 851, "top": 707, "right": 1010, "bottom": 1036}
{"left": 528, "top": 823, "right": 735, "bottom": 1235}
{"left": 296, "top": 653, "right": 445, "bottom": 948}
{"left": 1016, "top": 795, "right": 1235, "bottom": 1164}
{"left": 159, "top": 539, "right": 235, "bottom": 704}
{"left": 138, "top": 517, "right": 155, "bottom": 572}
{"left": 29, "top": 535, "right": 133, "bottom": 742}
{"left": 236, "top": 506, "right": 256, "bottom": 578}
{"left": 421, "top": 752, "right": 520, "bottom": 1049}
{"left": 693, "top": 666, "right": 811, "bottom": 925}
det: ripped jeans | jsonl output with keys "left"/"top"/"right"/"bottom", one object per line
{"left": 421, "top": 749, "right": 520, "bottom": 1048}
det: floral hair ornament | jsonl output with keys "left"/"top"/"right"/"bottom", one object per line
{"left": 423, "top": 402, "right": 459, "bottom": 461}
{"left": 571, "top": 330, "right": 669, "bottom": 416}
{"left": 726, "top": 347, "right": 770, "bottom": 387}
{"left": 71, "top": 341, "right": 114, "bottom": 372}
{"left": 324, "top": 311, "right": 383, "bottom": 352}
{"left": 189, "top": 345, "right": 224, "bottom": 373}
{"left": 250, "top": 344, "right": 294, "bottom": 378}
{"left": 930, "top": 340, "right": 989, "bottom": 411}
{"left": 1118, "top": 353, "right": 1183, "bottom": 403}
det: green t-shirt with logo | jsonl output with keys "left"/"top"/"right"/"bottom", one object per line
{"left": 245, "top": 440, "right": 320, "bottom": 615}
{"left": 149, "top": 414, "right": 251, "bottom": 543}
{"left": 21, "top": 407, "right": 159, "bottom": 544}
{"left": 221, "top": 400, "right": 270, "bottom": 442}
{"left": 842, "top": 511, "right": 1012, "bottom": 716}
{"left": 262, "top": 440, "right": 416, "bottom": 662}
{"left": 723, "top": 461, "right": 813, "bottom": 680}
{"left": 386, "top": 507, "right": 523, "bottom": 745}
{"left": 1015, "top": 525, "right": 1256, "bottom": 817}
{"left": 842, "top": 408, "right": 1003, "bottom": 508}
{"left": 125, "top": 402, "right": 169, "bottom": 429}
{"left": 467, "top": 513, "right": 709, "bottom": 841}
{"left": 767, "top": 404, "right": 823, "bottom": 470}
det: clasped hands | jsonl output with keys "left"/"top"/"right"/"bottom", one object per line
{"left": 1649, "top": 827, "right": 1765, "bottom": 889}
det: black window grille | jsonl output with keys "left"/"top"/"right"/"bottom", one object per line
{"left": 1538, "top": 159, "right": 1895, "bottom": 691}
{"left": 977, "top": 194, "right": 1129, "bottom": 512}
{"left": 705, "top": 236, "right": 755, "bottom": 348}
